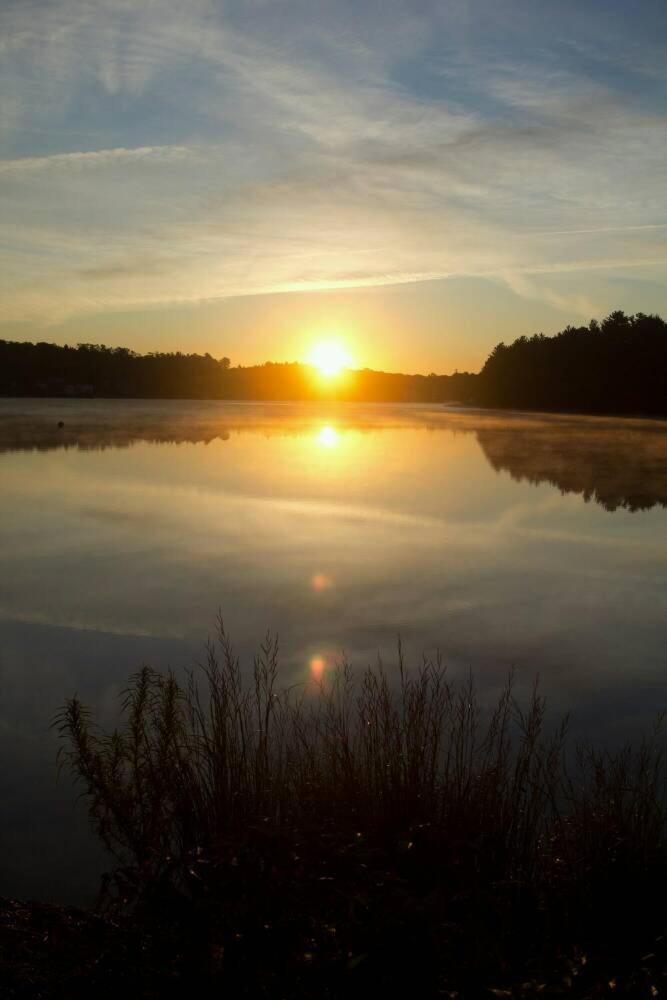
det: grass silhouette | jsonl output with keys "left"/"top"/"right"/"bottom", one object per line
{"left": 53, "top": 618, "right": 667, "bottom": 997}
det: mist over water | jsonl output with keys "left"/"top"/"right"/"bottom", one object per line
{"left": 1, "top": 398, "right": 667, "bottom": 902}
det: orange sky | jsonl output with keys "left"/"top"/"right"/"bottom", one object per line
{"left": 5, "top": 270, "right": 667, "bottom": 376}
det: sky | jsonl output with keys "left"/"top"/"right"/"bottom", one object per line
{"left": 1, "top": 0, "right": 666, "bottom": 373}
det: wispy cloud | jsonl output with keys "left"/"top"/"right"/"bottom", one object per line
{"left": 0, "top": 0, "right": 666, "bottom": 330}
{"left": 0, "top": 145, "right": 193, "bottom": 175}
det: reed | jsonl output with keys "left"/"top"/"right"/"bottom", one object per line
{"left": 54, "top": 618, "right": 667, "bottom": 995}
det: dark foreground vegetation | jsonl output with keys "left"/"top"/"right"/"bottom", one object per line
{"left": 2, "top": 310, "right": 667, "bottom": 416}
{"left": 3, "top": 623, "right": 660, "bottom": 997}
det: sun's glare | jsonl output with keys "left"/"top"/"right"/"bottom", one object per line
{"left": 317, "top": 425, "right": 339, "bottom": 448}
{"left": 309, "top": 340, "right": 353, "bottom": 377}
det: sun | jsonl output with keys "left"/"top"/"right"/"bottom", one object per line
{"left": 309, "top": 340, "right": 353, "bottom": 377}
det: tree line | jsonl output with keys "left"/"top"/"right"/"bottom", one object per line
{"left": 1, "top": 310, "right": 665, "bottom": 413}
{"left": 0, "top": 340, "right": 475, "bottom": 403}
{"left": 0, "top": 342, "right": 233, "bottom": 400}
{"left": 477, "top": 310, "right": 667, "bottom": 415}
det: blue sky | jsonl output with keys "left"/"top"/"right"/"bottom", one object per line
{"left": 1, "top": 0, "right": 666, "bottom": 371}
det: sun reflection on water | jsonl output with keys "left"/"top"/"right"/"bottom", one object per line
{"left": 317, "top": 425, "right": 339, "bottom": 448}
{"left": 310, "top": 656, "right": 326, "bottom": 679}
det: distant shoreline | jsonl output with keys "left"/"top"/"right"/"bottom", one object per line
{"left": 2, "top": 392, "right": 667, "bottom": 425}
{"left": 2, "top": 311, "right": 666, "bottom": 416}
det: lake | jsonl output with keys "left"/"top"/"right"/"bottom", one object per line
{"left": 1, "top": 398, "right": 667, "bottom": 903}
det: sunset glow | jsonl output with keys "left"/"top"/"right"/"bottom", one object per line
{"left": 309, "top": 341, "right": 353, "bottom": 377}
{"left": 2, "top": 2, "right": 665, "bottom": 368}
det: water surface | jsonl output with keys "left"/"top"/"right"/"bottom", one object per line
{"left": 1, "top": 399, "right": 666, "bottom": 901}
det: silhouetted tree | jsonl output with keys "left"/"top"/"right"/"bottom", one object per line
{"left": 0, "top": 340, "right": 476, "bottom": 403}
{"left": 478, "top": 311, "right": 667, "bottom": 416}
{"left": 7, "top": 310, "right": 663, "bottom": 413}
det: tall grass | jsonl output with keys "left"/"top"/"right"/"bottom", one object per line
{"left": 54, "top": 619, "right": 667, "bottom": 995}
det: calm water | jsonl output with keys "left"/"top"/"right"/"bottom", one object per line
{"left": 2, "top": 398, "right": 667, "bottom": 902}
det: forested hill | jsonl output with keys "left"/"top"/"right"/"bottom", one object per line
{"left": 0, "top": 340, "right": 475, "bottom": 403}
{"left": 477, "top": 311, "right": 667, "bottom": 416}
